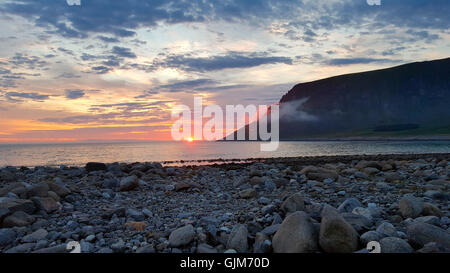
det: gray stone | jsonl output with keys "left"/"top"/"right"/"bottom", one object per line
{"left": 197, "top": 243, "right": 218, "bottom": 253}
{"left": 26, "top": 182, "right": 49, "bottom": 198}
{"left": 226, "top": 225, "right": 248, "bottom": 253}
{"left": 2, "top": 211, "right": 35, "bottom": 227}
{"left": 407, "top": 222, "right": 450, "bottom": 248}
{"left": 31, "top": 197, "right": 59, "bottom": 213}
{"left": 338, "top": 198, "right": 363, "bottom": 213}
{"left": 169, "top": 224, "right": 195, "bottom": 247}
{"left": 341, "top": 213, "right": 373, "bottom": 233}
{"left": 380, "top": 237, "right": 413, "bottom": 253}
{"left": 5, "top": 243, "right": 35, "bottom": 253}
{"left": 260, "top": 224, "right": 280, "bottom": 236}
{"left": 32, "top": 244, "right": 68, "bottom": 253}
{"left": 22, "top": 228, "right": 48, "bottom": 243}
{"left": 239, "top": 189, "right": 257, "bottom": 199}
{"left": 119, "top": 176, "right": 139, "bottom": 191}
{"left": 281, "top": 193, "right": 305, "bottom": 213}
{"left": 273, "top": 211, "right": 318, "bottom": 253}
{"left": 399, "top": 195, "right": 423, "bottom": 219}
{"left": 85, "top": 162, "right": 107, "bottom": 172}
{"left": 47, "top": 182, "right": 71, "bottom": 197}
{"left": 415, "top": 216, "right": 441, "bottom": 226}
{"left": 360, "top": 231, "right": 385, "bottom": 246}
{"left": 0, "top": 228, "right": 16, "bottom": 246}
{"left": 319, "top": 206, "right": 359, "bottom": 253}
{"left": 97, "top": 248, "right": 114, "bottom": 253}
{"left": 0, "top": 198, "right": 36, "bottom": 215}
{"left": 126, "top": 208, "right": 145, "bottom": 221}
{"left": 421, "top": 202, "right": 443, "bottom": 217}
{"left": 376, "top": 222, "right": 397, "bottom": 237}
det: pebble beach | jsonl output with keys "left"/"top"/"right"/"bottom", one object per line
{"left": 0, "top": 153, "right": 449, "bottom": 253}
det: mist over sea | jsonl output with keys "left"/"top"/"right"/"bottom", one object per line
{"left": 1, "top": 141, "right": 449, "bottom": 167}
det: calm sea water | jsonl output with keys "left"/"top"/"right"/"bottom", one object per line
{"left": 0, "top": 141, "right": 449, "bottom": 167}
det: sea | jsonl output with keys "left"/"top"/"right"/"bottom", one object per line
{"left": 0, "top": 140, "right": 449, "bottom": 167}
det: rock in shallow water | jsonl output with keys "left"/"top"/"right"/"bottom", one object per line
{"left": 272, "top": 211, "right": 318, "bottom": 253}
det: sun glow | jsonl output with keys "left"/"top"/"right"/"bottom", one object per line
{"left": 186, "top": 137, "right": 194, "bottom": 142}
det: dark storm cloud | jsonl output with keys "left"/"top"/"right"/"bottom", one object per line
{"left": 2, "top": 1, "right": 447, "bottom": 39}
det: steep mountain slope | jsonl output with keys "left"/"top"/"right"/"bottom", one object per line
{"left": 275, "top": 58, "right": 450, "bottom": 139}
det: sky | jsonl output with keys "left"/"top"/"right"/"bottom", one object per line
{"left": 0, "top": 0, "right": 449, "bottom": 143}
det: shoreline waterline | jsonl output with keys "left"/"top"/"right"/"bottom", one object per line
{"left": 1, "top": 140, "right": 450, "bottom": 168}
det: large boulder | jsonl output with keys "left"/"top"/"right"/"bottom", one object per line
{"left": 337, "top": 198, "right": 363, "bottom": 213}
{"left": 31, "top": 197, "right": 59, "bottom": 213}
{"left": 421, "top": 203, "right": 443, "bottom": 217}
{"left": 119, "top": 176, "right": 139, "bottom": 191}
{"left": 47, "top": 182, "right": 71, "bottom": 197}
{"left": 341, "top": 213, "right": 373, "bottom": 233}
{"left": 398, "top": 195, "right": 423, "bottom": 219}
{"left": 2, "top": 211, "right": 35, "bottom": 227}
{"left": 0, "top": 198, "right": 36, "bottom": 215}
{"left": 319, "top": 206, "right": 359, "bottom": 253}
{"left": 380, "top": 237, "right": 413, "bottom": 253}
{"left": 169, "top": 225, "right": 195, "bottom": 247}
{"left": 226, "top": 225, "right": 248, "bottom": 253}
{"left": 407, "top": 222, "right": 450, "bottom": 249}
{"left": 26, "top": 182, "right": 49, "bottom": 198}
{"left": 85, "top": 162, "right": 107, "bottom": 172}
{"left": 0, "top": 183, "right": 26, "bottom": 197}
{"left": 272, "top": 211, "right": 318, "bottom": 253}
{"left": 281, "top": 193, "right": 305, "bottom": 213}
{"left": 22, "top": 228, "right": 48, "bottom": 243}
{"left": 0, "top": 228, "right": 16, "bottom": 246}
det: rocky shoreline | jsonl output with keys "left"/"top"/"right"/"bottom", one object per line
{"left": 0, "top": 153, "right": 449, "bottom": 253}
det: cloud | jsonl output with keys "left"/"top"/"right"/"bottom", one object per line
{"left": 157, "top": 79, "right": 218, "bottom": 92}
{"left": 57, "top": 47, "right": 74, "bottom": 55}
{"left": 4, "top": 91, "right": 51, "bottom": 102}
{"left": 90, "top": 65, "right": 112, "bottom": 74}
{"left": 326, "top": 58, "right": 402, "bottom": 66}
{"left": 1, "top": 0, "right": 448, "bottom": 42}
{"left": 65, "top": 89, "right": 85, "bottom": 99}
{"left": 56, "top": 72, "right": 81, "bottom": 79}
{"left": 9, "top": 53, "right": 48, "bottom": 69}
{"left": 111, "top": 46, "right": 136, "bottom": 58}
{"left": 98, "top": 36, "right": 120, "bottom": 43}
{"left": 157, "top": 52, "right": 292, "bottom": 72}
